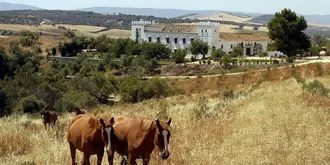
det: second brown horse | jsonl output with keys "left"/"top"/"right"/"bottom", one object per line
{"left": 109, "top": 115, "right": 172, "bottom": 165}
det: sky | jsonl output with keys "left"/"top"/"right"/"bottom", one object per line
{"left": 2, "top": 0, "right": 330, "bottom": 15}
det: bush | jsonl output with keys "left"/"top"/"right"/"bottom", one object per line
{"left": 15, "top": 95, "right": 46, "bottom": 113}
{"left": 52, "top": 47, "right": 57, "bottom": 56}
{"left": 119, "top": 77, "right": 182, "bottom": 103}
{"left": 191, "top": 56, "right": 196, "bottom": 62}
{"left": 303, "top": 80, "right": 329, "bottom": 96}
{"left": 223, "top": 89, "right": 236, "bottom": 99}
{"left": 172, "top": 49, "right": 186, "bottom": 64}
{"left": 207, "top": 59, "right": 211, "bottom": 65}
{"left": 273, "top": 59, "right": 280, "bottom": 64}
{"left": 21, "top": 162, "right": 36, "bottom": 165}
{"left": 54, "top": 91, "right": 98, "bottom": 112}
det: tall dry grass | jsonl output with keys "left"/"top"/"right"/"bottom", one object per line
{"left": 0, "top": 76, "right": 329, "bottom": 164}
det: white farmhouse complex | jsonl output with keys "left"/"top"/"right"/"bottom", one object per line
{"left": 132, "top": 20, "right": 272, "bottom": 57}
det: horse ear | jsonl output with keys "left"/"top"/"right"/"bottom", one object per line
{"left": 110, "top": 117, "right": 115, "bottom": 125}
{"left": 100, "top": 119, "right": 106, "bottom": 128}
{"left": 155, "top": 119, "right": 161, "bottom": 129}
{"left": 167, "top": 118, "right": 171, "bottom": 126}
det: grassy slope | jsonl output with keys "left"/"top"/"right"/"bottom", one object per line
{"left": 0, "top": 64, "right": 329, "bottom": 164}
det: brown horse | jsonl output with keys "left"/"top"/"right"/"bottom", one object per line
{"left": 109, "top": 116, "right": 172, "bottom": 165}
{"left": 40, "top": 111, "right": 58, "bottom": 128}
{"left": 75, "top": 107, "right": 86, "bottom": 116}
{"left": 67, "top": 114, "right": 115, "bottom": 165}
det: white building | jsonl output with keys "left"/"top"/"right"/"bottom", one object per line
{"left": 131, "top": 20, "right": 271, "bottom": 57}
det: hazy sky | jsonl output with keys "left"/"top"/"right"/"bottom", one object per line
{"left": 2, "top": 0, "right": 330, "bottom": 15}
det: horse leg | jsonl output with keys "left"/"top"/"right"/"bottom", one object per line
{"left": 82, "top": 154, "right": 90, "bottom": 165}
{"left": 142, "top": 157, "right": 150, "bottom": 165}
{"left": 107, "top": 153, "right": 114, "bottom": 165}
{"left": 97, "top": 152, "right": 103, "bottom": 165}
{"left": 128, "top": 154, "right": 137, "bottom": 165}
{"left": 69, "top": 142, "right": 77, "bottom": 165}
{"left": 120, "top": 156, "right": 128, "bottom": 165}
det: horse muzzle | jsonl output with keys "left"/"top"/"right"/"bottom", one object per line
{"left": 161, "top": 152, "right": 170, "bottom": 160}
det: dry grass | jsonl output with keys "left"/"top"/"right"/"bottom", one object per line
{"left": 1, "top": 65, "right": 330, "bottom": 164}
{"left": 0, "top": 36, "right": 70, "bottom": 56}
{"left": 185, "top": 13, "right": 252, "bottom": 23}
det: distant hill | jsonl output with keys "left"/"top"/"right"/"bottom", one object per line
{"left": 249, "top": 14, "right": 330, "bottom": 25}
{"left": 78, "top": 7, "right": 262, "bottom": 18}
{"left": 0, "top": 2, "right": 42, "bottom": 10}
{"left": 184, "top": 12, "right": 252, "bottom": 23}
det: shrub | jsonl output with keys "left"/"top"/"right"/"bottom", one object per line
{"left": 21, "top": 162, "right": 36, "bottom": 165}
{"left": 119, "top": 77, "right": 182, "bottom": 103}
{"left": 191, "top": 56, "right": 196, "bottom": 62}
{"left": 54, "top": 91, "right": 98, "bottom": 112}
{"left": 192, "top": 96, "right": 210, "bottom": 119}
{"left": 303, "top": 80, "right": 329, "bottom": 96}
{"left": 207, "top": 59, "right": 211, "bottom": 65}
{"left": 172, "top": 49, "right": 186, "bottom": 64}
{"left": 15, "top": 95, "right": 46, "bottom": 113}
{"left": 273, "top": 59, "right": 280, "bottom": 64}
{"left": 202, "top": 60, "right": 207, "bottom": 65}
{"left": 52, "top": 47, "right": 57, "bottom": 56}
{"left": 223, "top": 89, "right": 236, "bottom": 99}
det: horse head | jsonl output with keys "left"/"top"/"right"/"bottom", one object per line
{"left": 154, "top": 118, "right": 172, "bottom": 160}
{"left": 100, "top": 117, "right": 115, "bottom": 156}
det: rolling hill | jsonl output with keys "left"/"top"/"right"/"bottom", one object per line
{"left": 249, "top": 14, "right": 330, "bottom": 25}
{"left": 78, "top": 7, "right": 262, "bottom": 18}
{"left": 0, "top": 2, "right": 42, "bottom": 10}
{"left": 184, "top": 12, "right": 252, "bottom": 23}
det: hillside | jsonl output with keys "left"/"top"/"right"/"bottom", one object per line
{"left": 249, "top": 14, "right": 330, "bottom": 25}
{"left": 0, "top": 2, "right": 42, "bottom": 10}
{"left": 184, "top": 12, "right": 252, "bottom": 23}
{"left": 78, "top": 7, "right": 262, "bottom": 18}
{"left": 0, "top": 10, "right": 199, "bottom": 30}
{"left": 1, "top": 63, "right": 330, "bottom": 164}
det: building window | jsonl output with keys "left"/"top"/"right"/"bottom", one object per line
{"left": 221, "top": 44, "right": 223, "bottom": 49}
{"left": 231, "top": 44, "right": 233, "bottom": 49}
{"left": 157, "top": 36, "right": 160, "bottom": 43}
{"left": 148, "top": 37, "right": 152, "bottom": 42}
{"left": 254, "top": 42, "right": 257, "bottom": 46}
{"left": 205, "top": 30, "right": 207, "bottom": 32}
{"left": 201, "top": 30, "right": 204, "bottom": 33}
{"left": 139, "top": 28, "right": 141, "bottom": 31}
{"left": 166, "top": 37, "right": 170, "bottom": 43}
{"left": 174, "top": 37, "right": 178, "bottom": 44}
{"left": 215, "top": 30, "right": 217, "bottom": 32}
{"left": 183, "top": 38, "right": 186, "bottom": 44}
{"left": 191, "top": 38, "right": 194, "bottom": 43}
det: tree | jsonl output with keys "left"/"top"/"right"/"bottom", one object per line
{"left": 312, "top": 35, "right": 328, "bottom": 47}
{"left": 64, "top": 30, "right": 75, "bottom": 38}
{"left": 253, "top": 44, "right": 264, "bottom": 56}
{"left": 232, "top": 45, "right": 244, "bottom": 57}
{"left": 189, "top": 40, "right": 209, "bottom": 59}
{"left": 172, "top": 49, "right": 187, "bottom": 64}
{"left": 222, "top": 54, "right": 232, "bottom": 68}
{"left": 141, "top": 42, "right": 171, "bottom": 60}
{"left": 268, "top": 9, "right": 311, "bottom": 59}
{"left": 19, "top": 31, "right": 39, "bottom": 47}
{"left": 31, "top": 45, "right": 42, "bottom": 55}
{"left": 309, "top": 45, "right": 322, "bottom": 56}
{"left": 0, "top": 47, "right": 11, "bottom": 79}
{"left": 211, "top": 49, "right": 226, "bottom": 61}
{"left": 9, "top": 40, "right": 21, "bottom": 54}
{"left": 52, "top": 47, "right": 57, "bottom": 56}
{"left": 266, "top": 42, "right": 277, "bottom": 51}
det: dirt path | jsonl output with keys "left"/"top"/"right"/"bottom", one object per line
{"left": 144, "top": 59, "right": 330, "bottom": 79}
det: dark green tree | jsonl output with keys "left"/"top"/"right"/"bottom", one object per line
{"left": 232, "top": 45, "right": 244, "bottom": 57}
{"left": 52, "top": 47, "right": 57, "bottom": 56}
{"left": 171, "top": 49, "right": 187, "bottom": 64}
{"left": 268, "top": 9, "right": 311, "bottom": 58}
{"left": 211, "top": 49, "right": 227, "bottom": 61}
{"left": 189, "top": 40, "right": 209, "bottom": 59}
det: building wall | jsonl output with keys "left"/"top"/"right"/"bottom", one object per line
{"left": 143, "top": 31, "right": 198, "bottom": 51}
{"left": 132, "top": 21, "right": 271, "bottom": 56}
{"left": 217, "top": 40, "right": 270, "bottom": 55}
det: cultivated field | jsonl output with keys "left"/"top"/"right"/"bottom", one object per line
{"left": 0, "top": 63, "right": 329, "bottom": 164}
{"left": 184, "top": 12, "right": 252, "bottom": 23}
{"left": 0, "top": 36, "right": 70, "bottom": 55}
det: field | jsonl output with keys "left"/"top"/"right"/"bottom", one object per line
{"left": 0, "top": 24, "right": 131, "bottom": 38}
{"left": 0, "top": 36, "right": 70, "bottom": 55}
{"left": 0, "top": 63, "right": 329, "bottom": 164}
{"left": 184, "top": 12, "right": 252, "bottom": 23}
